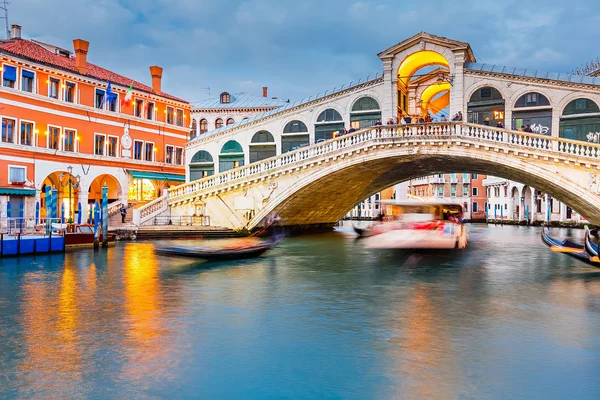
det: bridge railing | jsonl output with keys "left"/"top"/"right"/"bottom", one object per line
{"left": 147, "top": 122, "right": 600, "bottom": 217}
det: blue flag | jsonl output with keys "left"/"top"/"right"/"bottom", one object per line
{"left": 103, "top": 82, "right": 117, "bottom": 107}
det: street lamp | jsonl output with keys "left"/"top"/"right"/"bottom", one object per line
{"left": 59, "top": 165, "right": 81, "bottom": 223}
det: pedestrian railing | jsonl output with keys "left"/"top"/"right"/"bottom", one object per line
{"left": 135, "top": 121, "right": 600, "bottom": 224}
{"left": 147, "top": 215, "right": 211, "bottom": 227}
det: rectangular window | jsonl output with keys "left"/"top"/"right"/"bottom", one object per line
{"left": 94, "top": 134, "right": 105, "bottom": 156}
{"left": 145, "top": 142, "right": 154, "bottom": 161}
{"left": 8, "top": 166, "right": 25, "bottom": 183}
{"left": 175, "top": 147, "right": 183, "bottom": 165}
{"left": 108, "top": 136, "right": 118, "bottom": 157}
{"left": 63, "top": 129, "right": 75, "bottom": 152}
{"left": 21, "top": 70, "right": 34, "bottom": 93}
{"left": 3, "top": 65, "right": 16, "bottom": 88}
{"left": 462, "top": 173, "right": 469, "bottom": 182}
{"left": 108, "top": 93, "right": 118, "bottom": 112}
{"left": 472, "top": 202, "right": 478, "bottom": 213}
{"left": 146, "top": 102, "right": 155, "bottom": 120}
{"left": 463, "top": 186, "right": 469, "bottom": 197}
{"left": 48, "top": 126, "right": 60, "bottom": 150}
{"left": 437, "top": 186, "right": 444, "bottom": 197}
{"left": 20, "top": 122, "right": 33, "bottom": 146}
{"left": 64, "top": 82, "right": 75, "bottom": 103}
{"left": 166, "top": 106, "right": 174, "bottom": 124}
{"left": 95, "top": 89, "right": 105, "bottom": 109}
{"left": 471, "top": 173, "right": 478, "bottom": 179}
{"left": 526, "top": 93, "right": 538, "bottom": 104}
{"left": 450, "top": 186, "right": 456, "bottom": 197}
{"left": 134, "top": 140, "right": 143, "bottom": 160}
{"left": 176, "top": 109, "right": 184, "bottom": 127}
{"left": 2, "top": 118, "right": 15, "bottom": 143}
{"left": 49, "top": 78, "right": 60, "bottom": 99}
{"left": 166, "top": 145, "right": 174, "bottom": 164}
{"left": 134, "top": 99, "right": 143, "bottom": 118}
{"left": 472, "top": 187, "right": 478, "bottom": 196}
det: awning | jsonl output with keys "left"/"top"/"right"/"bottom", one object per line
{"left": 128, "top": 170, "right": 185, "bottom": 182}
{"left": 0, "top": 187, "right": 36, "bottom": 196}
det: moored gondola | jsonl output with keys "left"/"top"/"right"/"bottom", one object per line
{"left": 156, "top": 235, "right": 282, "bottom": 261}
{"left": 541, "top": 227, "right": 600, "bottom": 266}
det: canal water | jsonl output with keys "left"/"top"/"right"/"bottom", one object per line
{"left": 0, "top": 225, "right": 599, "bottom": 399}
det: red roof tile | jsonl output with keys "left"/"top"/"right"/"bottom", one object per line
{"left": 0, "top": 38, "right": 188, "bottom": 103}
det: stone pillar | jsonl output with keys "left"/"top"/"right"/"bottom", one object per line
{"left": 449, "top": 56, "right": 465, "bottom": 119}
{"left": 543, "top": 194, "right": 550, "bottom": 222}
{"left": 519, "top": 196, "right": 525, "bottom": 221}
{"left": 504, "top": 108, "right": 512, "bottom": 131}
{"left": 381, "top": 59, "right": 394, "bottom": 121}
{"left": 551, "top": 107, "right": 561, "bottom": 138}
{"left": 559, "top": 202, "right": 567, "bottom": 222}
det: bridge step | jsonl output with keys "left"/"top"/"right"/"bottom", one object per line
{"left": 136, "top": 226, "right": 242, "bottom": 240}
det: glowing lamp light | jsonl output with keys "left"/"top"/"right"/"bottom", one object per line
{"left": 46, "top": 79, "right": 49, "bottom": 84}
{"left": 154, "top": 148, "right": 157, "bottom": 151}
{"left": 44, "top": 131, "right": 48, "bottom": 136}
{"left": 34, "top": 129, "right": 39, "bottom": 134}
{"left": 76, "top": 136, "right": 80, "bottom": 141}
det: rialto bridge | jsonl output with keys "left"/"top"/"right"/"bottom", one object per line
{"left": 133, "top": 32, "right": 600, "bottom": 229}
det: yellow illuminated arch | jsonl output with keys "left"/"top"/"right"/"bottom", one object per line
{"left": 397, "top": 51, "right": 449, "bottom": 86}
{"left": 420, "top": 83, "right": 451, "bottom": 115}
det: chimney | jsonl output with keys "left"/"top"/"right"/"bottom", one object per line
{"left": 10, "top": 25, "right": 21, "bottom": 39}
{"left": 150, "top": 66, "right": 163, "bottom": 93}
{"left": 262, "top": 87, "right": 268, "bottom": 98}
{"left": 73, "top": 39, "right": 89, "bottom": 75}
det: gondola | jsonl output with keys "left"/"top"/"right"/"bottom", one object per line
{"left": 541, "top": 227, "right": 600, "bottom": 266}
{"left": 156, "top": 235, "right": 282, "bottom": 261}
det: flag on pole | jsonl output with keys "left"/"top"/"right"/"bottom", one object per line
{"left": 122, "top": 82, "right": 133, "bottom": 107}
{"left": 102, "top": 82, "right": 116, "bottom": 108}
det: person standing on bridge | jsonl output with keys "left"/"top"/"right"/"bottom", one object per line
{"left": 120, "top": 205, "right": 127, "bottom": 223}
{"left": 483, "top": 118, "right": 490, "bottom": 126}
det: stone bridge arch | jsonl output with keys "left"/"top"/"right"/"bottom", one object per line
{"left": 246, "top": 144, "right": 600, "bottom": 228}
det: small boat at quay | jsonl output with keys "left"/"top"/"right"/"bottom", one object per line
{"left": 541, "top": 226, "right": 600, "bottom": 266}
{"left": 359, "top": 200, "right": 468, "bottom": 250}
{"left": 156, "top": 235, "right": 282, "bottom": 261}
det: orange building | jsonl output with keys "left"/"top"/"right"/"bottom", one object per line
{"left": 0, "top": 25, "right": 191, "bottom": 222}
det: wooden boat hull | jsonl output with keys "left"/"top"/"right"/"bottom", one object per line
{"left": 157, "top": 236, "right": 282, "bottom": 261}
{"left": 65, "top": 233, "right": 116, "bottom": 247}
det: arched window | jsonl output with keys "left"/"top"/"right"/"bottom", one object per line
{"left": 191, "top": 150, "right": 214, "bottom": 163}
{"left": 562, "top": 98, "right": 600, "bottom": 115}
{"left": 514, "top": 92, "right": 551, "bottom": 108}
{"left": 467, "top": 86, "right": 505, "bottom": 125}
{"left": 316, "top": 109, "right": 343, "bottom": 122}
{"left": 251, "top": 130, "right": 275, "bottom": 143}
{"left": 512, "top": 92, "right": 552, "bottom": 134}
{"left": 226, "top": 118, "right": 235, "bottom": 126}
{"left": 220, "top": 140, "right": 243, "bottom": 154}
{"left": 283, "top": 120, "right": 308, "bottom": 133}
{"left": 315, "top": 109, "right": 344, "bottom": 142}
{"left": 219, "top": 140, "right": 244, "bottom": 172}
{"left": 351, "top": 97, "right": 380, "bottom": 111}
{"left": 199, "top": 119, "right": 208, "bottom": 134}
{"left": 560, "top": 98, "right": 600, "bottom": 143}
{"left": 189, "top": 150, "right": 214, "bottom": 180}
{"left": 190, "top": 120, "right": 198, "bottom": 139}
{"left": 242, "top": 116, "right": 249, "bottom": 121}
{"left": 250, "top": 131, "right": 276, "bottom": 163}
{"left": 215, "top": 118, "right": 224, "bottom": 129}
{"left": 220, "top": 92, "right": 231, "bottom": 104}
{"left": 350, "top": 97, "right": 381, "bottom": 129}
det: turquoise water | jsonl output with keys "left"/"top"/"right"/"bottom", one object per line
{"left": 0, "top": 225, "right": 599, "bottom": 399}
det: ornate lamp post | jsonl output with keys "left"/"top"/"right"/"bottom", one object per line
{"left": 59, "top": 165, "right": 81, "bottom": 223}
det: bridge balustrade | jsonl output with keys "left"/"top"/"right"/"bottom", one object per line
{"left": 134, "top": 122, "right": 600, "bottom": 225}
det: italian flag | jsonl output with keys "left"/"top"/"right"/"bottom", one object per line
{"left": 122, "top": 83, "right": 133, "bottom": 107}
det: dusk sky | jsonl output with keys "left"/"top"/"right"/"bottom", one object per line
{"left": 11, "top": 0, "right": 599, "bottom": 104}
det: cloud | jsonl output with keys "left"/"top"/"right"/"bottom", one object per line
{"left": 9, "top": 0, "right": 600, "bottom": 102}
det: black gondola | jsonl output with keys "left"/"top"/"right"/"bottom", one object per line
{"left": 157, "top": 235, "right": 282, "bottom": 261}
{"left": 541, "top": 227, "right": 600, "bottom": 266}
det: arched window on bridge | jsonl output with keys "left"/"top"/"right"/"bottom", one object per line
{"left": 215, "top": 118, "right": 224, "bottom": 129}
{"left": 467, "top": 86, "right": 505, "bottom": 126}
{"left": 282, "top": 120, "right": 309, "bottom": 153}
{"left": 226, "top": 118, "right": 235, "bottom": 126}
{"left": 190, "top": 119, "right": 198, "bottom": 140}
{"left": 350, "top": 97, "right": 381, "bottom": 130}
{"left": 512, "top": 92, "right": 552, "bottom": 134}
{"left": 219, "top": 140, "right": 244, "bottom": 172}
{"left": 249, "top": 131, "right": 276, "bottom": 163}
{"left": 189, "top": 150, "right": 215, "bottom": 181}
{"left": 559, "top": 98, "right": 600, "bottom": 143}
{"left": 315, "top": 109, "right": 344, "bottom": 142}
{"left": 199, "top": 119, "right": 208, "bottom": 134}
